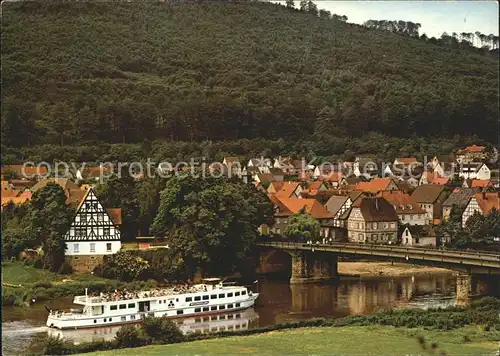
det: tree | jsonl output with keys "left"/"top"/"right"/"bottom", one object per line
{"left": 26, "top": 183, "right": 74, "bottom": 272}
{"left": 285, "top": 0, "right": 294, "bottom": 9}
{"left": 99, "top": 251, "right": 150, "bottom": 281}
{"left": 283, "top": 210, "right": 321, "bottom": 242}
{"left": 299, "top": 0, "right": 308, "bottom": 11}
{"left": 151, "top": 176, "right": 274, "bottom": 277}
{"left": 96, "top": 165, "right": 140, "bottom": 240}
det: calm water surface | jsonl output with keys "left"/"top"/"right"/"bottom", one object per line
{"left": 2, "top": 273, "right": 457, "bottom": 355}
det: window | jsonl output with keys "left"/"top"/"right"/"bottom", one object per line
{"left": 119, "top": 304, "right": 126, "bottom": 310}
{"left": 186, "top": 297, "right": 192, "bottom": 302}
{"left": 219, "top": 305, "right": 226, "bottom": 310}
{"left": 110, "top": 305, "right": 117, "bottom": 310}
{"left": 202, "top": 295, "right": 209, "bottom": 300}
{"left": 128, "top": 303, "right": 135, "bottom": 308}
{"left": 130, "top": 315, "right": 135, "bottom": 320}
{"left": 235, "top": 313, "right": 241, "bottom": 319}
{"left": 203, "top": 307, "right": 209, "bottom": 312}
{"left": 236, "top": 303, "right": 241, "bottom": 308}
{"left": 81, "top": 213, "right": 87, "bottom": 223}
{"left": 194, "top": 296, "right": 201, "bottom": 301}
{"left": 85, "top": 203, "right": 91, "bottom": 210}
{"left": 90, "top": 243, "right": 96, "bottom": 253}
{"left": 210, "top": 294, "right": 217, "bottom": 299}
{"left": 73, "top": 244, "right": 79, "bottom": 253}
{"left": 219, "top": 294, "right": 225, "bottom": 298}
{"left": 211, "top": 306, "right": 217, "bottom": 311}
{"left": 220, "top": 315, "right": 226, "bottom": 320}
{"left": 195, "top": 308, "right": 201, "bottom": 313}
{"left": 228, "top": 304, "right": 233, "bottom": 308}
{"left": 103, "top": 318, "right": 107, "bottom": 322}
{"left": 109, "top": 318, "right": 112, "bottom": 322}
{"left": 103, "top": 227, "right": 110, "bottom": 236}
{"left": 177, "top": 310, "right": 184, "bottom": 315}
{"left": 241, "top": 291, "right": 246, "bottom": 295}
{"left": 94, "top": 320, "right": 97, "bottom": 324}
{"left": 227, "top": 293, "right": 233, "bottom": 298}
{"left": 228, "top": 314, "right": 233, "bottom": 319}
{"left": 235, "top": 292, "right": 240, "bottom": 296}
{"left": 75, "top": 228, "right": 86, "bottom": 238}
{"left": 211, "top": 316, "right": 217, "bottom": 321}
{"left": 106, "top": 243, "right": 112, "bottom": 252}
{"left": 121, "top": 316, "right": 126, "bottom": 321}
{"left": 159, "top": 300, "right": 162, "bottom": 304}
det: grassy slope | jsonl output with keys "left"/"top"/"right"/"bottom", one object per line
{"left": 2, "top": 1, "right": 498, "bottom": 144}
{"left": 86, "top": 326, "right": 499, "bottom": 356}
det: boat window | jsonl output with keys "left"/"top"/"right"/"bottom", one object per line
{"left": 109, "top": 318, "right": 112, "bottom": 321}
{"left": 227, "top": 293, "right": 233, "bottom": 297}
{"left": 177, "top": 310, "right": 184, "bottom": 315}
{"left": 130, "top": 315, "right": 135, "bottom": 320}
{"left": 203, "top": 307, "right": 209, "bottom": 312}
{"left": 228, "top": 314, "right": 234, "bottom": 319}
{"left": 236, "top": 313, "right": 241, "bottom": 318}
{"left": 228, "top": 325, "right": 234, "bottom": 330}
{"left": 103, "top": 318, "right": 107, "bottom": 322}
{"left": 202, "top": 295, "right": 209, "bottom": 300}
{"left": 176, "top": 298, "right": 179, "bottom": 302}
{"left": 218, "top": 293, "right": 225, "bottom": 298}
{"left": 236, "top": 303, "right": 241, "bottom": 308}
{"left": 119, "top": 304, "right": 126, "bottom": 309}
{"left": 121, "top": 316, "right": 126, "bottom": 321}
{"left": 241, "top": 290, "right": 246, "bottom": 295}
{"left": 186, "top": 297, "right": 192, "bottom": 302}
{"left": 194, "top": 296, "right": 201, "bottom": 301}
{"left": 210, "top": 294, "right": 217, "bottom": 299}
{"left": 128, "top": 303, "right": 135, "bottom": 308}
{"left": 219, "top": 305, "right": 225, "bottom": 310}
{"left": 220, "top": 315, "right": 226, "bottom": 319}
{"left": 228, "top": 304, "right": 233, "bottom": 308}
{"left": 94, "top": 320, "right": 97, "bottom": 323}
{"left": 194, "top": 308, "right": 201, "bottom": 313}
{"left": 110, "top": 305, "right": 117, "bottom": 310}
{"left": 211, "top": 316, "right": 217, "bottom": 321}
{"left": 235, "top": 292, "right": 240, "bottom": 296}
{"left": 235, "top": 324, "right": 241, "bottom": 329}
{"left": 211, "top": 306, "right": 217, "bottom": 311}
{"left": 159, "top": 300, "right": 162, "bottom": 304}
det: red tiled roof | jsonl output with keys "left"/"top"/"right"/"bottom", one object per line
{"left": 430, "top": 177, "right": 449, "bottom": 185}
{"left": 376, "top": 191, "right": 425, "bottom": 214}
{"left": 475, "top": 192, "right": 500, "bottom": 215}
{"left": 354, "top": 178, "right": 397, "bottom": 194}
{"left": 268, "top": 194, "right": 293, "bottom": 217}
{"left": 275, "top": 182, "right": 301, "bottom": 199}
{"left": 277, "top": 197, "right": 333, "bottom": 219}
{"left": 465, "top": 145, "right": 485, "bottom": 153}
{"left": 1, "top": 189, "right": 21, "bottom": 198}
{"left": 395, "top": 158, "right": 418, "bottom": 165}
{"left": 106, "top": 208, "right": 122, "bottom": 225}
{"left": 471, "top": 179, "right": 491, "bottom": 188}
{"left": 353, "top": 197, "right": 398, "bottom": 222}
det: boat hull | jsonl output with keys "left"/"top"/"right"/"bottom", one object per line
{"left": 47, "top": 294, "right": 258, "bottom": 330}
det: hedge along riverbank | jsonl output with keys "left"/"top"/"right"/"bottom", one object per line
{"left": 40, "top": 297, "right": 500, "bottom": 355}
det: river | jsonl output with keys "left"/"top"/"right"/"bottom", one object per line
{"left": 2, "top": 273, "right": 457, "bottom": 355}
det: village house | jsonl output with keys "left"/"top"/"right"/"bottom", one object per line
{"left": 458, "top": 163, "right": 491, "bottom": 180}
{"left": 353, "top": 157, "right": 379, "bottom": 178}
{"left": 411, "top": 184, "right": 449, "bottom": 224}
{"left": 346, "top": 197, "right": 398, "bottom": 244}
{"left": 393, "top": 157, "right": 421, "bottom": 167}
{"left": 419, "top": 171, "right": 449, "bottom": 186}
{"left": 260, "top": 194, "right": 292, "bottom": 235}
{"left": 247, "top": 158, "right": 272, "bottom": 174}
{"left": 354, "top": 178, "right": 400, "bottom": 194}
{"left": 456, "top": 145, "right": 487, "bottom": 163}
{"left": 461, "top": 192, "right": 500, "bottom": 228}
{"left": 222, "top": 157, "right": 242, "bottom": 177}
{"left": 462, "top": 179, "right": 493, "bottom": 190}
{"left": 64, "top": 187, "right": 122, "bottom": 272}
{"left": 399, "top": 225, "right": 437, "bottom": 247}
{"left": 324, "top": 195, "right": 352, "bottom": 240}
{"left": 441, "top": 188, "right": 479, "bottom": 221}
{"left": 253, "top": 173, "right": 275, "bottom": 185}
{"left": 267, "top": 181, "right": 285, "bottom": 195}
{"left": 277, "top": 197, "right": 335, "bottom": 239}
{"left": 319, "top": 172, "right": 343, "bottom": 187}
{"left": 274, "top": 181, "right": 303, "bottom": 199}
{"left": 377, "top": 191, "right": 427, "bottom": 225}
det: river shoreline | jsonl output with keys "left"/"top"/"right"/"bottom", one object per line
{"left": 338, "top": 262, "right": 455, "bottom": 277}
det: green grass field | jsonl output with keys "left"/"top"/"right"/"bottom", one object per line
{"left": 1, "top": 261, "right": 109, "bottom": 286}
{"left": 86, "top": 325, "right": 499, "bottom": 356}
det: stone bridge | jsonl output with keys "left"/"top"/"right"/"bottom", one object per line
{"left": 257, "top": 240, "right": 500, "bottom": 304}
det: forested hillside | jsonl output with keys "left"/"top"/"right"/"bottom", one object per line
{"left": 2, "top": 1, "right": 499, "bottom": 150}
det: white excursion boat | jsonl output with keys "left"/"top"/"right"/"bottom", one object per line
{"left": 46, "top": 278, "right": 259, "bottom": 330}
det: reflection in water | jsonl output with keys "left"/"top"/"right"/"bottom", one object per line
{"left": 2, "top": 273, "right": 457, "bottom": 355}
{"left": 46, "top": 308, "right": 259, "bottom": 344}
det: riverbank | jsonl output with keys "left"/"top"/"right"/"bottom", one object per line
{"left": 84, "top": 325, "right": 499, "bottom": 356}
{"left": 338, "top": 262, "right": 454, "bottom": 277}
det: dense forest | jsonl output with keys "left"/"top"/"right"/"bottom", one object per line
{"left": 1, "top": 1, "right": 498, "bottom": 159}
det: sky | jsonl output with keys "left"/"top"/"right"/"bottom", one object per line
{"left": 273, "top": 1, "right": 499, "bottom": 39}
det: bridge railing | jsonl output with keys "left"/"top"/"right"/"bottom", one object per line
{"left": 257, "top": 239, "right": 500, "bottom": 261}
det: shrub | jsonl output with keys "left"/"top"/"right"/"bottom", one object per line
{"left": 58, "top": 262, "right": 73, "bottom": 275}
{"left": 33, "top": 281, "right": 53, "bottom": 289}
{"left": 142, "top": 316, "right": 185, "bottom": 344}
{"left": 41, "top": 335, "right": 66, "bottom": 355}
{"left": 115, "top": 325, "right": 145, "bottom": 348}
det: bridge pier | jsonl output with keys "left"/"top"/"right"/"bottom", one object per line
{"left": 456, "top": 273, "right": 472, "bottom": 306}
{"left": 289, "top": 251, "right": 338, "bottom": 284}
